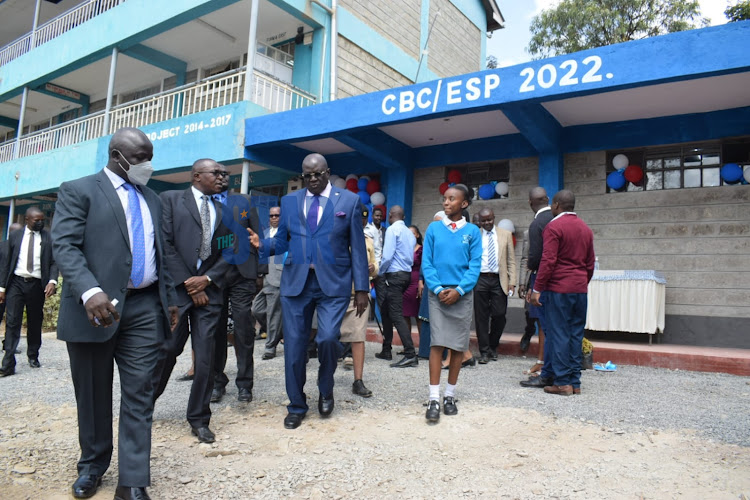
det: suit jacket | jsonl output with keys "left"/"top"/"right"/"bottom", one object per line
{"left": 0, "top": 227, "right": 58, "bottom": 290}
{"left": 262, "top": 226, "right": 283, "bottom": 288}
{"left": 160, "top": 188, "right": 233, "bottom": 306}
{"left": 222, "top": 193, "right": 267, "bottom": 281}
{"left": 261, "top": 186, "right": 368, "bottom": 298}
{"left": 495, "top": 227, "right": 517, "bottom": 295}
{"left": 52, "top": 169, "right": 176, "bottom": 343}
{"left": 519, "top": 229, "right": 531, "bottom": 290}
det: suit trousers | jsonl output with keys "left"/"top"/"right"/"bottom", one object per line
{"left": 541, "top": 291, "right": 587, "bottom": 388}
{"left": 2, "top": 277, "right": 44, "bottom": 370}
{"left": 281, "top": 269, "right": 348, "bottom": 415}
{"left": 373, "top": 276, "right": 393, "bottom": 351}
{"left": 252, "top": 284, "right": 283, "bottom": 356}
{"left": 66, "top": 287, "right": 164, "bottom": 487}
{"left": 473, "top": 273, "right": 508, "bottom": 357}
{"left": 214, "top": 277, "right": 257, "bottom": 390}
{"left": 153, "top": 301, "right": 222, "bottom": 428}
{"left": 382, "top": 271, "right": 415, "bottom": 357}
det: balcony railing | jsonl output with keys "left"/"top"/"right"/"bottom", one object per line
{"left": 3, "top": 68, "right": 315, "bottom": 162}
{"left": 0, "top": 0, "right": 125, "bottom": 66}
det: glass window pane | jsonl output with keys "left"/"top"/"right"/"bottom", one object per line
{"left": 684, "top": 155, "right": 702, "bottom": 167}
{"left": 664, "top": 157, "right": 681, "bottom": 169}
{"left": 684, "top": 169, "right": 701, "bottom": 188}
{"left": 647, "top": 171, "right": 663, "bottom": 190}
{"left": 627, "top": 182, "right": 643, "bottom": 192}
{"left": 702, "top": 154, "right": 720, "bottom": 166}
{"left": 646, "top": 159, "right": 662, "bottom": 170}
{"left": 703, "top": 168, "right": 720, "bottom": 186}
{"left": 664, "top": 170, "right": 681, "bottom": 189}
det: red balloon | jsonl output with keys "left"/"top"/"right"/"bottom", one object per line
{"left": 366, "top": 179, "right": 380, "bottom": 195}
{"left": 624, "top": 165, "right": 643, "bottom": 184}
{"left": 346, "top": 178, "right": 359, "bottom": 192}
{"left": 375, "top": 204, "right": 386, "bottom": 214}
{"left": 447, "top": 169, "right": 462, "bottom": 184}
{"left": 439, "top": 182, "right": 450, "bottom": 195}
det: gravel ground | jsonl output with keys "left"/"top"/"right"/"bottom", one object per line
{"left": 1, "top": 330, "right": 749, "bottom": 499}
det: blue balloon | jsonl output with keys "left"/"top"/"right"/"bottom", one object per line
{"left": 357, "top": 178, "right": 368, "bottom": 191}
{"left": 358, "top": 190, "right": 370, "bottom": 204}
{"left": 607, "top": 170, "right": 626, "bottom": 190}
{"left": 478, "top": 184, "right": 495, "bottom": 200}
{"left": 721, "top": 163, "right": 743, "bottom": 183}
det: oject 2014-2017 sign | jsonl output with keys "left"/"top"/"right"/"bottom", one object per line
{"left": 380, "top": 55, "right": 612, "bottom": 116}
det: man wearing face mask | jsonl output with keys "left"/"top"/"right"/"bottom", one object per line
{"left": 52, "top": 127, "right": 179, "bottom": 500}
{"left": 0, "top": 208, "right": 58, "bottom": 377}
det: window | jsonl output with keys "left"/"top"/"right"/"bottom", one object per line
{"left": 445, "top": 160, "right": 510, "bottom": 200}
{"left": 607, "top": 138, "right": 750, "bottom": 192}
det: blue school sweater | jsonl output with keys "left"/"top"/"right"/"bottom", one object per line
{"left": 422, "top": 220, "right": 482, "bottom": 296}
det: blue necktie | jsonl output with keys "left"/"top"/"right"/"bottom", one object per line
{"left": 307, "top": 195, "right": 320, "bottom": 233}
{"left": 487, "top": 231, "right": 497, "bottom": 272}
{"left": 123, "top": 183, "right": 145, "bottom": 287}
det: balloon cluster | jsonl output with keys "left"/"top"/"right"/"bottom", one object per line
{"left": 329, "top": 173, "right": 386, "bottom": 214}
{"left": 607, "top": 153, "right": 643, "bottom": 191}
{"left": 720, "top": 163, "right": 750, "bottom": 184}
{"left": 439, "top": 169, "right": 508, "bottom": 200}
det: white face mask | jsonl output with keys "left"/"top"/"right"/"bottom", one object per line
{"left": 114, "top": 149, "right": 154, "bottom": 186}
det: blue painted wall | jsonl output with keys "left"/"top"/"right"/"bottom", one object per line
{"left": 292, "top": 43, "right": 314, "bottom": 94}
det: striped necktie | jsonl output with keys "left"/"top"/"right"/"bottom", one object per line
{"left": 487, "top": 230, "right": 497, "bottom": 272}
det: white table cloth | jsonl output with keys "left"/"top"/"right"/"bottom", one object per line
{"left": 585, "top": 270, "right": 666, "bottom": 335}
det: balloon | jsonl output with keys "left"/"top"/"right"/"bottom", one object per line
{"left": 495, "top": 181, "right": 509, "bottom": 196}
{"left": 744, "top": 166, "right": 750, "bottom": 183}
{"left": 612, "top": 154, "right": 629, "bottom": 170}
{"left": 624, "top": 165, "right": 643, "bottom": 184}
{"left": 333, "top": 178, "right": 346, "bottom": 189}
{"left": 606, "top": 170, "right": 626, "bottom": 191}
{"left": 366, "top": 179, "right": 381, "bottom": 195}
{"left": 357, "top": 178, "right": 368, "bottom": 191}
{"left": 721, "top": 163, "right": 743, "bottom": 183}
{"left": 345, "top": 174, "right": 358, "bottom": 181}
{"left": 374, "top": 204, "right": 387, "bottom": 215}
{"left": 447, "top": 169, "right": 462, "bottom": 184}
{"left": 478, "top": 184, "right": 495, "bottom": 200}
{"left": 329, "top": 174, "right": 340, "bottom": 183}
{"left": 497, "top": 219, "right": 515, "bottom": 233}
{"left": 346, "top": 178, "right": 359, "bottom": 192}
{"left": 357, "top": 190, "right": 370, "bottom": 204}
{"left": 370, "top": 192, "right": 386, "bottom": 206}
{"left": 360, "top": 175, "right": 370, "bottom": 181}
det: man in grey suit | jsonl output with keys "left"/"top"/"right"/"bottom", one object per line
{"left": 252, "top": 205, "right": 284, "bottom": 360}
{"left": 151, "top": 159, "right": 233, "bottom": 445}
{"left": 52, "top": 128, "right": 178, "bottom": 500}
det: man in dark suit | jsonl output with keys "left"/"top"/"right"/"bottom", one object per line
{"left": 249, "top": 153, "right": 369, "bottom": 429}
{"left": 253, "top": 205, "right": 284, "bottom": 360}
{"left": 152, "top": 159, "right": 232, "bottom": 444}
{"left": 52, "top": 127, "right": 178, "bottom": 500}
{"left": 0, "top": 223, "right": 23, "bottom": 339}
{"left": 0, "top": 208, "right": 58, "bottom": 375}
{"left": 211, "top": 179, "right": 266, "bottom": 404}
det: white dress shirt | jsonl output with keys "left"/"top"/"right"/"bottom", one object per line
{"left": 480, "top": 226, "right": 499, "bottom": 273}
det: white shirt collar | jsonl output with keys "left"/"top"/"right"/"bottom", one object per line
{"left": 442, "top": 216, "right": 467, "bottom": 230}
{"left": 104, "top": 166, "right": 126, "bottom": 189}
{"left": 24, "top": 226, "right": 39, "bottom": 236}
{"left": 484, "top": 225, "right": 496, "bottom": 236}
{"left": 534, "top": 206, "right": 551, "bottom": 219}
{"left": 191, "top": 185, "right": 212, "bottom": 203}
{"left": 551, "top": 211, "right": 577, "bottom": 222}
{"left": 306, "top": 182, "right": 332, "bottom": 198}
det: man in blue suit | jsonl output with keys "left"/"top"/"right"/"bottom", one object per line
{"left": 249, "top": 153, "right": 369, "bottom": 429}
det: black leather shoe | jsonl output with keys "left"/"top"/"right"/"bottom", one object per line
{"left": 443, "top": 396, "right": 458, "bottom": 415}
{"left": 177, "top": 372, "right": 194, "bottom": 381}
{"left": 262, "top": 352, "right": 275, "bottom": 360}
{"left": 318, "top": 394, "right": 334, "bottom": 417}
{"left": 374, "top": 350, "right": 392, "bottom": 361}
{"left": 0, "top": 367, "right": 14, "bottom": 377}
{"left": 519, "top": 375, "right": 553, "bottom": 388}
{"left": 284, "top": 412, "right": 305, "bottom": 429}
{"left": 237, "top": 388, "right": 252, "bottom": 402}
{"left": 489, "top": 351, "right": 498, "bottom": 361}
{"left": 72, "top": 474, "right": 101, "bottom": 498}
{"left": 520, "top": 332, "right": 533, "bottom": 352}
{"left": 352, "top": 379, "right": 372, "bottom": 398}
{"left": 29, "top": 358, "right": 41, "bottom": 368}
{"left": 390, "top": 356, "right": 418, "bottom": 368}
{"left": 210, "top": 386, "right": 226, "bottom": 403}
{"left": 478, "top": 355, "right": 489, "bottom": 365}
{"left": 462, "top": 356, "right": 476, "bottom": 367}
{"left": 191, "top": 426, "right": 215, "bottom": 443}
{"left": 114, "top": 486, "right": 151, "bottom": 500}
{"left": 425, "top": 400, "right": 440, "bottom": 422}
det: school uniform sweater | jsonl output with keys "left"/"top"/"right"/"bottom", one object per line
{"left": 534, "top": 213, "right": 595, "bottom": 294}
{"left": 422, "top": 219, "right": 482, "bottom": 297}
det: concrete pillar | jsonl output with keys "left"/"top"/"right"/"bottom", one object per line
{"left": 538, "top": 151, "right": 564, "bottom": 200}
{"left": 102, "top": 47, "right": 119, "bottom": 136}
{"left": 383, "top": 166, "right": 414, "bottom": 225}
{"left": 243, "top": 0, "right": 260, "bottom": 102}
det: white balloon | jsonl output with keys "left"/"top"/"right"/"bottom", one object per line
{"left": 744, "top": 166, "right": 750, "bottom": 183}
{"left": 497, "top": 219, "right": 515, "bottom": 233}
{"left": 495, "top": 182, "right": 509, "bottom": 196}
{"left": 333, "top": 178, "right": 347, "bottom": 189}
{"left": 329, "top": 174, "right": 340, "bottom": 183}
{"left": 345, "top": 174, "right": 358, "bottom": 181}
{"left": 612, "top": 154, "right": 629, "bottom": 170}
{"left": 370, "top": 192, "right": 385, "bottom": 206}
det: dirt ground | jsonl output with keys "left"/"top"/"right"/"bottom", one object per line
{"left": 1, "top": 399, "right": 749, "bottom": 499}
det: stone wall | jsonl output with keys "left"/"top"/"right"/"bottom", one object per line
{"left": 427, "top": 0, "right": 482, "bottom": 77}
{"left": 337, "top": 37, "right": 412, "bottom": 98}
{"left": 339, "top": 0, "right": 421, "bottom": 59}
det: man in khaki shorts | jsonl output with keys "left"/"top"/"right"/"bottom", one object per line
{"left": 340, "top": 204, "right": 379, "bottom": 397}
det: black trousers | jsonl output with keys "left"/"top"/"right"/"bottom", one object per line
{"left": 2, "top": 276, "right": 44, "bottom": 370}
{"left": 473, "top": 273, "right": 508, "bottom": 357}
{"left": 382, "top": 271, "right": 415, "bottom": 357}
{"left": 214, "top": 277, "right": 257, "bottom": 391}
{"left": 152, "top": 300, "right": 222, "bottom": 428}
{"left": 67, "top": 287, "right": 164, "bottom": 487}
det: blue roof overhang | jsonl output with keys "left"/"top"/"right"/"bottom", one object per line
{"left": 244, "top": 21, "right": 750, "bottom": 175}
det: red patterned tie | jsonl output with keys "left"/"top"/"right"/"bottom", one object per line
{"left": 450, "top": 223, "right": 456, "bottom": 230}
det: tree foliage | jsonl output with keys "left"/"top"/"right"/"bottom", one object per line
{"left": 725, "top": 1, "right": 750, "bottom": 21}
{"left": 528, "top": 0, "right": 708, "bottom": 59}
{"left": 486, "top": 55, "right": 498, "bottom": 69}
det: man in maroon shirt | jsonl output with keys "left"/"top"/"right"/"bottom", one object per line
{"left": 530, "top": 190, "right": 595, "bottom": 396}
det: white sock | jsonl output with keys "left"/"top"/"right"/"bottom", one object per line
{"left": 429, "top": 384, "right": 440, "bottom": 401}
{"left": 445, "top": 383, "right": 456, "bottom": 398}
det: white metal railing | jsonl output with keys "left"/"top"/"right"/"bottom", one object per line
{"left": 3, "top": 68, "right": 316, "bottom": 161}
{"left": 0, "top": 0, "right": 125, "bottom": 67}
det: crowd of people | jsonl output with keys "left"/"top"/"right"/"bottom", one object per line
{"left": 0, "top": 127, "right": 595, "bottom": 500}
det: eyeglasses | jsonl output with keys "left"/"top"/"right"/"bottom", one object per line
{"left": 301, "top": 170, "right": 328, "bottom": 180}
{"left": 198, "top": 170, "right": 229, "bottom": 178}
{"left": 269, "top": 214, "right": 280, "bottom": 217}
